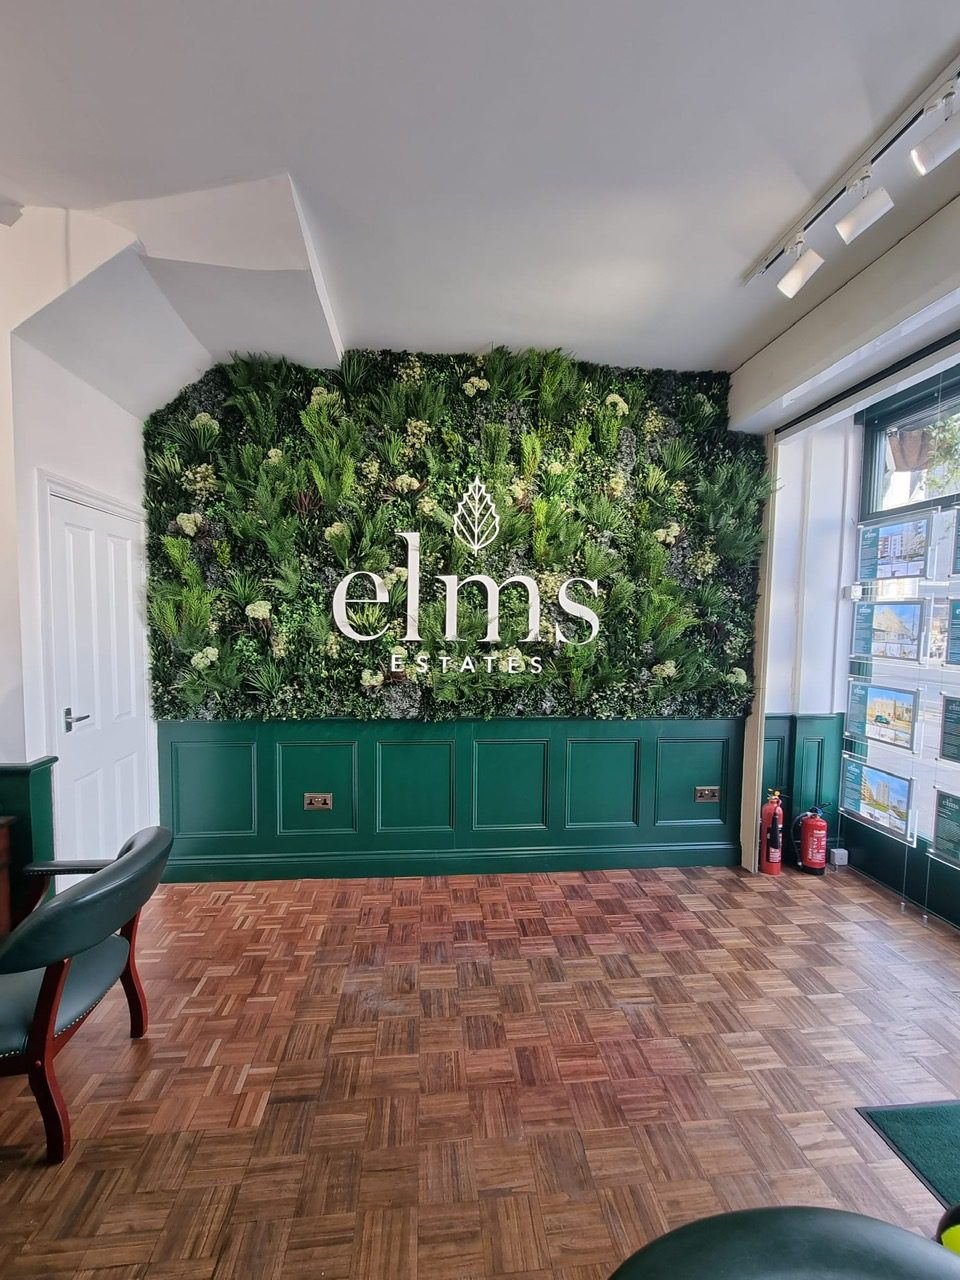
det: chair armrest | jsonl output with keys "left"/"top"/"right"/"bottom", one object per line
{"left": 22, "top": 861, "right": 113, "bottom": 876}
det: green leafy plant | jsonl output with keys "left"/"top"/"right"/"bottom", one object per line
{"left": 144, "top": 350, "right": 766, "bottom": 721}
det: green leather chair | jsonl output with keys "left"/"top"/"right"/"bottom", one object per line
{"left": 608, "top": 1206, "right": 960, "bottom": 1278}
{"left": 0, "top": 826, "right": 172, "bottom": 1163}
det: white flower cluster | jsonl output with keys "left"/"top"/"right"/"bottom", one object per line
{"left": 182, "top": 463, "right": 218, "bottom": 499}
{"left": 309, "top": 385, "right": 339, "bottom": 409}
{"left": 688, "top": 544, "right": 720, "bottom": 579}
{"left": 604, "top": 393, "right": 629, "bottom": 417}
{"left": 397, "top": 355, "right": 425, "bottom": 385}
{"left": 190, "top": 646, "right": 219, "bottom": 670}
{"left": 191, "top": 412, "right": 220, "bottom": 435}
{"left": 546, "top": 460, "right": 566, "bottom": 476}
{"left": 651, "top": 660, "right": 677, "bottom": 680}
{"left": 608, "top": 471, "right": 627, "bottom": 499}
{"left": 394, "top": 474, "right": 421, "bottom": 493}
{"left": 383, "top": 566, "right": 409, "bottom": 589}
{"left": 462, "top": 376, "right": 490, "bottom": 397}
{"left": 405, "top": 419, "right": 431, "bottom": 449}
{"left": 417, "top": 495, "right": 439, "bottom": 517}
{"left": 323, "top": 521, "right": 349, "bottom": 542}
{"left": 176, "top": 512, "right": 203, "bottom": 537}
{"left": 726, "top": 667, "right": 748, "bottom": 686}
{"left": 245, "top": 600, "right": 272, "bottom": 621}
{"left": 361, "top": 668, "right": 385, "bottom": 689}
{"left": 539, "top": 571, "right": 565, "bottom": 599}
{"left": 266, "top": 447, "right": 283, "bottom": 465}
{"left": 653, "top": 522, "right": 681, "bottom": 546}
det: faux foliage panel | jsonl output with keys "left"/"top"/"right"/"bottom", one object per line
{"left": 144, "top": 349, "right": 767, "bottom": 721}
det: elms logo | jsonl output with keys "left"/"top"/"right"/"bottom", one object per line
{"left": 331, "top": 478, "right": 601, "bottom": 651}
{"left": 452, "top": 477, "right": 500, "bottom": 554}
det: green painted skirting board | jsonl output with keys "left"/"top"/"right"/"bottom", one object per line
{"left": 164, "top": 842, "right": 739, "bottom": 882}
{"left": 858, "top": 1102, "right": 960, "bottom": 1207}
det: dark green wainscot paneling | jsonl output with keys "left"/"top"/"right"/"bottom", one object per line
{"left": 761, "top": 713, "right": 843, "bottom": 840}
{"left": 845, "top": 822, "right": 960, "bottom": 930}
{"left": 0, "top": 757, "right": 57, "bottom": 918}
{"left": 159, "top": 719, "right": 744, "bottom": 881}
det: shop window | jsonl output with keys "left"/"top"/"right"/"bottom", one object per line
{"left": 848, "top": 365, "right": 960, "bottom": 853}
{"left": 861, "top": 368, "right": 960, "bottom": 520}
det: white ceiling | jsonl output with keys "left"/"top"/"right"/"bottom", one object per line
{"left": 2, "top": 1, "right": 960, "bottom": 372}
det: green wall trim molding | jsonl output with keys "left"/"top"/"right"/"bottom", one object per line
{"left": 159, "top": 717, "right": 743, "bottom": 881}
{"left": 0, "top": 756, "right": 57, "bottom": 917}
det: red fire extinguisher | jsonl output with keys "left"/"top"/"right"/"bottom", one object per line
{"left": 793, "top": 806, "right": 828, "bottom": 876}
{"left": 759, "top": 790, "right": 783, "bottom": 875}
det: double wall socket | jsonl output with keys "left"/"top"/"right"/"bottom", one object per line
{"left": 694, "top": 785, "right": 720, "bottom": 803}
{"left": 303, "top": 792, "right": 333, "bottom": 811}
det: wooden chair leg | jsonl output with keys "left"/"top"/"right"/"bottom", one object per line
{"left": 25, "top": 959, "right": 71, "bottom": 1163}
{"left": 120, "top": 912, "right": 148, "bottom": 1038}
{"left": 27, "top": 1055, "right": 70, "bottom": 1163}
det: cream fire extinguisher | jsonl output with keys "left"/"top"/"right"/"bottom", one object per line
{"left": 792, "top": 806, "right": 828, "bottom": 876}
{"left": 759, "top": 790, "right": 783, "bottom": 875}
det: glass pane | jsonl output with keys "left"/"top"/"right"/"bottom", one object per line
{"left": 878, "top": 408, "right": 960, "bottom": 511}
{"left": 863, "top": 509, "right": 960, "bottom": 843}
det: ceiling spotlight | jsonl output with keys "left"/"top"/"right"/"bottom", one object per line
{"left": 777, "top": 234, "right": 824, "bottom": 299}
{"left": 910, "top": 83, "right": 960, "bottom": 175}
{"left": 835, "top": 167, "right": 893, "bottom": 244}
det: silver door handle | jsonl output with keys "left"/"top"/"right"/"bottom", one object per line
{"left": 63, "top": 707, "right": 91, "bottom": 732}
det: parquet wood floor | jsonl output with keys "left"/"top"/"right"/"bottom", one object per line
{"left": 0, "top": 865, "right": 956, "bottom": 1278}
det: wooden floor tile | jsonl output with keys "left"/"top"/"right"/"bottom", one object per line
{"left": 0, "top": 866, "right": 954, "bottom": 1276}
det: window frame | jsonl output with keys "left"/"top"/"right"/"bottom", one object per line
{"left": 860, "top": 367, "right": 960, "bottom": 521}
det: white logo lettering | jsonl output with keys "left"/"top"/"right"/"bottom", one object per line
{"left": 330, "top": 482, "right": 602, "bottom": 659}
{"left": 332, "top": 570, "right": 389, "bottom": 641}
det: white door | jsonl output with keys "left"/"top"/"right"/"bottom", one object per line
{"left": 47, "top": 494, "right": 152, "bottom": 861}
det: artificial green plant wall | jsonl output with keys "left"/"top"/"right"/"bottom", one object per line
{"left": 144, "top": 350, "right": 767, "bottom": 721}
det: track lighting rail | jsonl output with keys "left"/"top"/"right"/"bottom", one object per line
{"left": 744, "top": 51, "right": 960, "bottom": 286}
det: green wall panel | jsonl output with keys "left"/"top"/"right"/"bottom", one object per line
{"left": 791, "top": 714, "right": 843, "bottom": 840}
{"left": 159, "top": 718, "right": 744, "bottom": 880}
{"left": 762, "top": 715, "right": 793, "bottom": 825}
{"left": 376, "top": 740, "right": 455, "bottom": 833}
{"left": 276, "top": 741, "right": 357, "bottom": 835}
{"left": 565, "top": 739, "right": 639, "bottom": 828}
{"left": 171, "top": 740, "right": 256, "bottom": 836}
{"left": 654, "top": 736, "right": 727, "bottom": 826}
{"left": 473, "top": 739, "right": 548, "bottom": 830}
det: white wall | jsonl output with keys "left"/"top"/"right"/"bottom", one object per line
{"left": 765, "top": 415, "right": 862, "bottom": 714}
{"left": 11, "top": 340, "right": 146, "bottom": 759}
{"left": 0, "top": 208, "right": 135, "bottom": 759}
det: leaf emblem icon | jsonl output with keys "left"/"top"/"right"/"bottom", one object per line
{"left": 453, "top": 477, "right": 500, "bottom": 554}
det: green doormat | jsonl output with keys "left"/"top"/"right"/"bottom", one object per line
{"left": 858, "top": 1102, "right": 960, "bottom": 1207}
